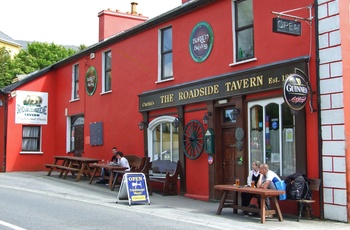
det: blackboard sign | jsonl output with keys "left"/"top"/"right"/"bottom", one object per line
{"left": 116, "top": 173, "right": 150, "bottom": 206}
{"left": 273, "top": 18, "right": 301, "bottom": 36}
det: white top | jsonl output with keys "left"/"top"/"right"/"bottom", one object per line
{"left": 119, "top": 157, "right": 130, "bottom": 171}
{"left": 247, "top": 169, "right": 260, "bottom": 185}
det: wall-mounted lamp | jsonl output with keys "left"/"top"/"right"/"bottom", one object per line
{"left": 172, "top": 117, "right": 182, "bottom": 128}
{"left": 203, "top": 112, "right": 212, "bottom": 125}
{"left": 0, "top": 99, "right": 3, "bottom": 107}
{"left": 138, "top": 121, "right": 148, "bottom": 131}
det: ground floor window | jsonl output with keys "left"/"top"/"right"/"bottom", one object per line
{"left": 22, "top": 126, "right": 41, "bottom": 151}
{"left": 147, "top": 116, "right": 179, "bottom": 162}
{"left": 248, "top": 97, "right": 296, "bottom": 177}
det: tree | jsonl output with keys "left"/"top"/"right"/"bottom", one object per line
{"left": 1, "top": 42, "right": 80, "bottom": 88}
{"left": 0, "top": 47, "right": 13, "bottom": 88}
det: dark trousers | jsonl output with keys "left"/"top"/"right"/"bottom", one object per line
{"left": 241, "top": 192, "right": 260, "bottom": 207}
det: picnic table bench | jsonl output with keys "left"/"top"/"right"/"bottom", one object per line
{"left": 44, "top": 156, "right": 99, "bottom": 181}
{"left": 150, "top": 160, "right": 180, "bottom": 196}
{"left": 214, "top": 184, "right": 285, "bottom": 224}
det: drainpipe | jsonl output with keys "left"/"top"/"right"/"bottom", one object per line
{"left": 0, "top": 91, "right": 8, "bottom": 172}
{"left": 314, "top": 1, "right": 324, "bottom": 219}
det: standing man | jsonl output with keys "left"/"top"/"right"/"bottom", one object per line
{"left": 96, "top": 147, "right": 119, "bottom": 184}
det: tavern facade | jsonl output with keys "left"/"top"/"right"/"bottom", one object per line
{"left": 0, "top": 0, "right": 349, "bottom": 222}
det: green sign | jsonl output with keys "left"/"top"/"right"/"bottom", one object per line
{"left": 85, "top": 66, "right": 97, "bottom": 96}
{"left": 189, "top": 21, "right": 214, "bottom": 62}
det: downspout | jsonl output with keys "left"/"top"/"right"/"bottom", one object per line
{"left": 0, "top": 91, "right": 9, "bottom": 172}
{"left": 314, "top": 1, "right": 324, "bottom": 219}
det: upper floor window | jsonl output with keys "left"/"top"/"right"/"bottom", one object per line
{"left": 22, "top": 126, "right": 41, "bottom": 152}
{"left": 102, "top": 50, "right": 112, "bottom": 92}
{"left": 235, "top": 0, "right": 254, "bottom": 62}
{"left": 159, "top": 27, "right": 173, "bottom": 81}
{"left": 71, "top": 64, "right": 79, "bottom": 100}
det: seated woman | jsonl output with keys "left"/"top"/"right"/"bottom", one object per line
{"left": 241, "top": 160, "right": 261, "bottom": 214}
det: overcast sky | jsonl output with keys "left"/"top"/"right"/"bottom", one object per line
{"left": 0, "top": 0, "right": 182, "bottom": 46}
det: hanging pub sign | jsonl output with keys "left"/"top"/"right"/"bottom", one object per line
{"left": 283, "top": 74, "right": 309, "bottom": 111}
{"left": 273, "top": 18, "right": 301, "bottom": 36}
{"left": 189, "top": 21, "right": 214, "bottom": 62}
{"left": 85, "top": 66, "right": 97, "bottom": 96}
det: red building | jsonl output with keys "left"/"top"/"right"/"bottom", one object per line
{"left": 1, "top": 0, "right": 347, "bottom": 221}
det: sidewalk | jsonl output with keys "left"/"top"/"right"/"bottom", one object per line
{"left": 0, "top": 171, "right": 348, "bottom": 230}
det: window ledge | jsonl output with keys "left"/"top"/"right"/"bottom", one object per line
{"left": 69, "top": 98, "right": 80, "bottom": 103}
{"left": 229, "top": 57, "right": 257, "bottom": 67}
{"left": 155, "top": 78, "right": 174, "bottom": 84}
{"left": 100, "top": 90, "right": 112, "bottom": 95}
{"left": 20, "top": 151, "right": 43, "bottom": 155}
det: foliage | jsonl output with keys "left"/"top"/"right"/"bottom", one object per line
{"left": 0, "top": 47, "right": 13, "bottom": 88}
{"left": 1, "top": 41, "right": 80, "bottom": 88}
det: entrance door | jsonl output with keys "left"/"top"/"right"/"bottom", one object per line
{"left": 223, "top": 127, "right": 237, "bottom": 185}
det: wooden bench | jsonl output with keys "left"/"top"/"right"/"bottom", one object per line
{"left": 44, "top": 163, "right": 80, "bottom": 178}
{"left": 287, "top": 178, "right": 321, "bottom": 221}
{"left": 150, "top": 160, "right": 180, "bottom": 196}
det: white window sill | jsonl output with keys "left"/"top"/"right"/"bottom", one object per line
{"left": 69, "top": 98, "right": 80, "bottom": 103}
{"left": 100, "top": 90, "right": 112, "bottom": 95}
{"left": 229, "top": 57, "right": 257, "bottom": 67}
{"left": 155, "top": 78, "right": 174, "bottom": 84}
{"left": 20, "top": 151, "right": 43, "bottom": 155}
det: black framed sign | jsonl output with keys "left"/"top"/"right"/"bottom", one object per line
{"left": 283, "top": 73, "right": 309, "bottom": 110}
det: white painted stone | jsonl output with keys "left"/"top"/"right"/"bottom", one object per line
{"left": 323, "top": 188, "right": 333, "bottom": 203}
{"left": 323, "top": 172, "right": 346, "bottom": 188}
{"left": 324, "top": 204, "right": 348, "bottom": 222}
{"left": 332, "top": 124, "right": 345, "bottom": 140}
{"left": 319, "top": 15, "right": 340, "bottom": 34}
{"left": 333, "top": 156, "right": 346, "bottom": 172}
{"left": 322, "top": 156, "right": 333, "bottom": 171}
{"left": 321, "top": 94, "right": 331, "bottom": 109}
{"left": 329, "top": 30, "right": 341, "bottom": 46}
{"left": 331, "top": 93, "right": 343, "bottom": 109}
{"left": 319, "top": 46, "right": 342, "bottom": 64}
{"left": 330, "top": 61, "right": 342, "bottom": 77}
{"left": 318, "top": 3, "right": 328, "bottom": 19}
{"left": 328, "top": 0, "right": 340, "bottom": 15}
{"left": 320, "top": 78, "right": 343, "bottom": 94}
{"left": 319, "top": 63, "right": 330, "bottom": 79}
{"left": 321, "top": 125, "right": 332, "bottom": 139}
{"left": 322, "top": 140, "right": 345, "bottom": 156}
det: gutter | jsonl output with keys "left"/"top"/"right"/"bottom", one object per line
{"left": 0, "top": 90, "right": 9, "bottom": 172}
{"left": 314, "top": 1, "right": 324, "bottom": 219}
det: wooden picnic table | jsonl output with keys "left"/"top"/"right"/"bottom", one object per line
{"left": 89, "top": 163, "right": 128, "bottom": 190}
{"left": 44, "top": 156, "right": 99, "bottom": 182}
{"left": 214, "top": 184, "right": 285, "bottom": 224}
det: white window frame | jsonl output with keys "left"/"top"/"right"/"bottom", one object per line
{"left": 70, "top": 63, "right": 79, "bottom": 101}
{"left": 247, "top": 97, "right": 289, "bottom": 176}
{"left": 102, "top": 50, "right": 112, "bottom": 94}
{"left": 147, "top": 116, "right": 179, "bottom": 162}
{"left": 20, "top": 125, "right": 43, "bottom": 154}
{"left": 230, "top": 0, "right": 257, "bottom": 66}
{"left": 157, "top": 26, "right": 173, "bottom": 83}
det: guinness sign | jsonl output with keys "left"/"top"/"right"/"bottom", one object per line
{"left": 283, "top": 74, "right": 308, "bottom": 110}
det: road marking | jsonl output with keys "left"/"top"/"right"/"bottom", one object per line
{"left": 0, "top": 220, "right": 26, "bottom": 230}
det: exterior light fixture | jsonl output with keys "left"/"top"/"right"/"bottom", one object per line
{"left": 203, "top": 112, "right": 212, "bottom": 125}
{"left": 173, "top": 117, "right": 181, "bottom": 128}
{"left": 138, "top": 121, "right": 148, "bottom": 131}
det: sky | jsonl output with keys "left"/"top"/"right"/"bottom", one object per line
{"left": 0, "top": 0, "right": 182, "bottom": 46}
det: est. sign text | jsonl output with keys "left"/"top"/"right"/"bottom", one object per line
{"left": 273, "top": 18, "right": 301, "bottom": 36}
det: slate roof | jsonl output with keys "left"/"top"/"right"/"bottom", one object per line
{"left": 0, "top": 31, "right": 21, "bottom": 47}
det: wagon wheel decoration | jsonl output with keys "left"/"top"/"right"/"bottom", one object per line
{"left": 183, "top": 120, "right": 205, "bottom": 160}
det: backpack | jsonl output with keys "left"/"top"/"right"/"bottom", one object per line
{"left": 285, "top": 172, "right": 311, "bottom": 200}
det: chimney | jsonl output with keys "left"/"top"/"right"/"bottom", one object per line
{"left": 131, "top": 2, "right": 138, "bottom": 15}
{"left": 98, "top": 2, "right": 148, "bottom": 42}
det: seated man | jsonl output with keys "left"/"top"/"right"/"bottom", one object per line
{"left": 96, "top": 147, "right": 119, "bottom": 184}
{"left": 257, "top": 163, "right": 281, "bottom": 210}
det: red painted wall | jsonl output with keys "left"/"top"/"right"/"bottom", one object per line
{"left": 2, "top": 0, "right": 319, "bottom": 216}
